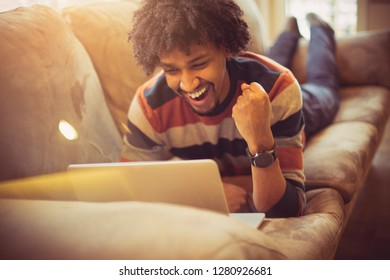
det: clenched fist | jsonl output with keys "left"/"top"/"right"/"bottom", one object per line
{"left": 232, "top": 82, "right": 274, "bottom": 154}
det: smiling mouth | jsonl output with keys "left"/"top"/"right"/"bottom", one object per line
{"left": 186, "top": 85, "right": 209, "bottom": 101}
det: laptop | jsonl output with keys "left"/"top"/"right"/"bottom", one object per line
{"left": 67, "top": 159, "right": 265, "bottom": 228}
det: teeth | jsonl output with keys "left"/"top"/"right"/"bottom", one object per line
{"left": 188, "top": 86, "right": 207, "bottom": 99}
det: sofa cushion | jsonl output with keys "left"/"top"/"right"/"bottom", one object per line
{"left": 0, "top": 5, "right": 122, "bottom": 181}
{"left": 236, "top": 0, "right": 268, "bottom": 54}
{"left": 291, "top": 30, "right": 390, "bottom": 89}
{"left": 303, "top": 122, "right": 379, "bottom": 202}
{"left": 337, "top": 30, "right": 390, "bottom": 89}
{"left": 61, "top": 1, "right": 151, "bottom": 137}
{"left": 335, "top": 86, "right": 390, "bottom": 133}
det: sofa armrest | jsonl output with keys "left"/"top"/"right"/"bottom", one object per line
{"left": 0, "top": 199, "right": 287, "bottom": 260}
{"left": 0, "top": 186, "right": 344, "bottom": 260}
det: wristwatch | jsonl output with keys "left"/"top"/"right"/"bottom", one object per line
{"left": 247, "top": 145, "right": 277, "bottom": 168}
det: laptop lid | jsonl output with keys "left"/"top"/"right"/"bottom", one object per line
{"left": 68, "top": 160, "right": 230, "bottom": 214}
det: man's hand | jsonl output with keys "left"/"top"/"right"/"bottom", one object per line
{"left": 232, "top": 82, "right": 274, "bottom": 154}
{"left": 223, "top": 183, "right": 252, "bottom": 213}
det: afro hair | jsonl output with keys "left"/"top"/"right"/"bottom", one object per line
{"left": 128, "top": 0, "right": 251, "bottom": 74}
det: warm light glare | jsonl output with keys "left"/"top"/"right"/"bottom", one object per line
{"left": 58, "top": 120, "right": 78, "bottom": 140}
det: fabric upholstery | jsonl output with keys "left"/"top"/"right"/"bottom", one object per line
{"left": 335, "top": 86, "right": 390, "bottom": 132}
{"left": 0, "top": 186, "right": 344, "bottom": 260}
{"left": 236, "top": 0, "right": 268, "bottom": 54}
{"left": 291, "top": 30, "right": 390, "bottom": 89}
{"left": 0, "top": 5, "right": 122, "bottom": 181}
{"left": 304, "top": 122, "right": 379, "bottom": 202}
{"left": 61, "top": 1, "right": 152, "bottom": 137}
{"left": 260, "top": 188, "right": 345, "bottom": 259}
{"left": 0, "top": 165, "right": 344, "bottom": 260}
{"left": 0, "top": 199, "right": 287, "bottom": 260}
{"left": 337, "top": 30, "right": 390, "bottom": 89}
{"left": 0, "top": 0, "right": 389, "bottom": 260}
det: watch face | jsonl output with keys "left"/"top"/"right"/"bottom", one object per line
{"left": 253, "top": 152, "right": 274, "bottom": 168}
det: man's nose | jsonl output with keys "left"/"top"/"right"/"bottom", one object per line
{"left": 180, "top": 71, "right": 200, "bottom": 92}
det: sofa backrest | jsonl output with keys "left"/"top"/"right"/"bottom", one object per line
{"left": 61, "top": 0, "right": 151, "bottom": 138}
{"left": 235, "top": 0, "right": 269, "bottom": 55}
{"left": 291, "top": 30, "right": 390, "bottom": 89}
{"left": 0, "top": 4, "right": 122, "bottom": 181}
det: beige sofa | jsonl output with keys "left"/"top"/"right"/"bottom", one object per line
{"left": 0, "top": 1, "right": 389, "bottom": 259}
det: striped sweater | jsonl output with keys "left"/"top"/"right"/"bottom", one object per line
{"left": 121, "top": 52, "right": 306, "bottom": 215}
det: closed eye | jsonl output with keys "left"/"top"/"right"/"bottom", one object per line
{"left": 191, "top": 61, "right": 208, "bottom": 70}
{"left": 162, "top": 67, "right": 179, "bottom": 75}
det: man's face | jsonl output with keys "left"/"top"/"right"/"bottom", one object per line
{"left": 159, "top": 43, "right": 230, "bottom": 115}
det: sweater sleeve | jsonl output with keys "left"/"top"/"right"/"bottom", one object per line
{"left": 265, "top": 179, "right": 306, "bottom": 218}
{"left": 264, "top": 68, "right": 306, "bottom": 217}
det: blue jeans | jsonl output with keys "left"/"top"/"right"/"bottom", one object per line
{"left": 268, "top": 25, "right": 339, "bottom": 139}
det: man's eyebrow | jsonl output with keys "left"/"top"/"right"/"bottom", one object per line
{"left": 160, "top": 54, "right": 209, "bottom": 68}
{"left": 159, "top": 62, "right": 175, "bottom": 68}
{"left": 188, "top": 54, "right": 209, "bottom": 64}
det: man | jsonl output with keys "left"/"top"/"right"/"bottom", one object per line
{"left": 121, "top": 0, "right": 339, "bottom": 218}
